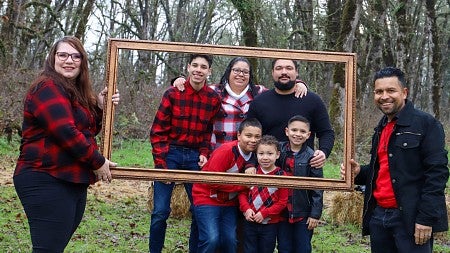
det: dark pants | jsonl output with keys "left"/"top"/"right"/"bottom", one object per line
{"left": 194, "top": 205, "right": 238, "bottom": 253}
{"left": 149, "top": 145, "right": 200, "bottom": 253}
{"left": 369, "top": 206, "right": 433, "bottom": 253}
{"left": 277, "top": 219, "right": 313, "bottom": 253}
{"left": 14, "top": 171, "right": 88, "bottom": 253}
{"left": 243, "top": 220, "right": 278, "bottom": 253}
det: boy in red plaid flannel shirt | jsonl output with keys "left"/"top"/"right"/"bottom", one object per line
{"left": 149, "top": 54, "right": 222, "bottom": 253}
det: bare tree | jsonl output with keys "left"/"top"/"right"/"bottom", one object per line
{"left": 1, "top": 0, "right": 449, "bottom": 140}
{"left": 425, "top": 0, "right": 443, "bottom": 119}
{"left": 328, "top": 0, "right": 360, "bottom": 136}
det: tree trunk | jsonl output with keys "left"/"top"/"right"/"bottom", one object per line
{"left": 425, "top": 0, "right": 442, "bottom": 119}
{"left": 329, "top": 0, "right": 359, "bottom": 136}
{"left": 325, "top": 0, "right": 342, "bottom": 51}
{"left": 230, "top": 0, "right": 259, "bottom": 82}
{"left": 394, "top": 0, "right": 410, "bottom": 71}
{"left": 75, "top": 0, "right": 95, "bottom": 40}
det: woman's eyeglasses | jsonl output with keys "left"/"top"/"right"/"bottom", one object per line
{"left": 231, "top": 68, "right": 250, "bottom": 76}
{"left": 56, "top": 52, "right": 82, "bottom": 62}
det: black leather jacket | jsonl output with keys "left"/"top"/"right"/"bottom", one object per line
{"left": 355, "top": 100, "right": 449, "bottom": 236}
{"left": 278, "top": 142, "right": 323, "bottom": 219}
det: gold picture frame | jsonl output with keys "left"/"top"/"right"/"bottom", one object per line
{"left": 101, "top": 38, "right": 356, "bottom": 191}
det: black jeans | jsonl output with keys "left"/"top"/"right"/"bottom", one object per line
{"left": 243, "top": 220, "right": 278, "bottom": 253}
{"left": 14, "top": 171, "right": 88, "bottom": 253}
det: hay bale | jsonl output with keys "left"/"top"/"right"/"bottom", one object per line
{"left": 147, "top": 182, "right": 191, "bottom": 218}
{"left": 329, "top": 191, "right": 364, "bottom": 225}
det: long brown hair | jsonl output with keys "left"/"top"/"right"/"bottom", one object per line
{"left": 30, "top": 36, "right": 98, "bottom": 115}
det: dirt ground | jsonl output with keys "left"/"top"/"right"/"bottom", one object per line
{"left": 0, "top": 155, "right": 150, "bottom": 203}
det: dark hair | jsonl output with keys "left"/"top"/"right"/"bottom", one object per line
{"left": 30, "top": 36, "right": 98, "bottom": 116}
{"left": 271, "top": 59, "right": 298, "bottom": 70}
{"left": 238, "top": 117, "right": 262, "bottom": 133}
{"left": 287, "top": 115, "right": 310, "bottom": 129}
{"left": 258, "top": 135, "right": 279, "bottom": 151}
{"left": 373, "top": 67, "right": 407, "bottom": 88}
{"left": 189, "top": 54, "right": 213, "bottom": 67}
{"left": 218, "top": 57, "right": 258, "bottom": 97}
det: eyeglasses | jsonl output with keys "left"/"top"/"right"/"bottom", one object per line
{"left": 56, "top": 52, "right": 82, "bottom": 62}
{"left": 231, "top": 68, "right": 250, "bottom": 76}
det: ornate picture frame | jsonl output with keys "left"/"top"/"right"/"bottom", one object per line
{"left": 101, "top": 38, "right": 356, "bottom": 191}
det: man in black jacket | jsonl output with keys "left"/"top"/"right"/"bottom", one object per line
{"left": 344, "top": 67, "right": 448, "bottom": 253}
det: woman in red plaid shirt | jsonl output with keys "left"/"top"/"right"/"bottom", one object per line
{"left": 13, "top": 36, "right": 119, "bottom": 252}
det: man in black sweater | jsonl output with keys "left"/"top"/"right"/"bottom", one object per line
{"left": 246, "top": 59, "right": 334, "bottom": 168}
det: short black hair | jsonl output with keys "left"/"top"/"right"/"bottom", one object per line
{"left": 271, "top": 59, "right": 298, "bottom": 70}
{"left": 189, "top": 54, "right": 213, "bottom": 68}
{"left": 287, "top": 115, "right": 310, "bottom": 130}
{"left": 258, "top": 135, "right": 279, "bottom": 151}
{"left": 373, "top": 67, "right": 407, "bottom": 88}
{"left": 238, "top": 118, "right": 262, "bottom": 133}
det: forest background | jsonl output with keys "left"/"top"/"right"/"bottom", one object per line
{"left": 0, "top": 0, "right": 449, "bottom": 251}
{"left": 1, "top": 0, "right": 449, "bottom": 143}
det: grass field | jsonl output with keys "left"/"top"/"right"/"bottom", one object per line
{"left": 0, "top": 136, "right": 448, "bottom": 252}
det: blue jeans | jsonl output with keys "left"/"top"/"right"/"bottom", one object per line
{"left": 277, "top": 219, "right": 313, "bottom": 253}
{"left": 194, "top": 205, "right": 238, "bottom": 253}
{"left": 369, "top": 206, "right": 433, "bottom": 253}
{"left": 149, "top": 146, "right": 200, "bottom": 253}
{"left": 243, "top": 220, "right": 278, "bottom": 253}
{"left": 14, "top": 171, "right": 88, "bottom": 253}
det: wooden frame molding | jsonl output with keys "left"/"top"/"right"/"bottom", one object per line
{"left": 101, "top": 38, "right": 356, "bottom": 191}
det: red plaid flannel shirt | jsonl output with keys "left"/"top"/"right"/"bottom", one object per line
{"left": 282, "top": 154, "right": 304, "bottom": 222}
{"left": 150, "top": 79, "right": 221, "bottom": 169}
{"left": 14, "top": 79, "right": 105, "bottom": 184}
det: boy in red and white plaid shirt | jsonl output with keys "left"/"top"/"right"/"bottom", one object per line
{"left": 238, "top": 135, "right": 288, "bottom": 253}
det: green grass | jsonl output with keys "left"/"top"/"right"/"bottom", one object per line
{"left": 111, "top": 139, "right": 153, "bottom": 168}
{"left": 0, "top": 136, "right": 449, "bottom": 252}
{"left": 0, "top": 185, "right": 190, "bottom": 252}
{"left": 323, "top": 163, "right": 340, "bottom": 179}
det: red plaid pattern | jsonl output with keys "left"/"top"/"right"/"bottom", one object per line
{"left": 210, "top": 84, "right": 267, "bottom": 149}
{"left": 282, "top": 150, "right": 306, "bottom": 223}
{"left": 150, "top": 78, "right": 222, "bottom": 169}
{"left": 14, "top": 79, "right": 105, "bottom": 184}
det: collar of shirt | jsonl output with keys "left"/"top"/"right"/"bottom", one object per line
{"left": 184, "top": 77, "right": 208, "bottom": 94}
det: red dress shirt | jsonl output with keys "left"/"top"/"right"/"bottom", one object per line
{"left": 373, "top": 120, "right": 398, "bottom": 208}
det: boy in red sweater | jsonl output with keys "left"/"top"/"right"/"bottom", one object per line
{"left": 238, "top": 135, "right": 288, "bottom": 253}
{"left": 192, "top": 118, "right": 262, "bottom": 253}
